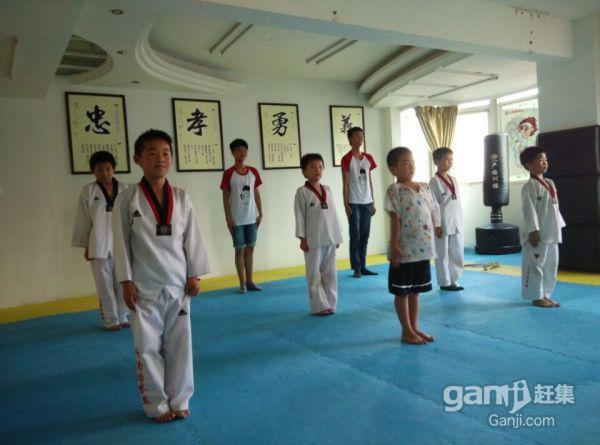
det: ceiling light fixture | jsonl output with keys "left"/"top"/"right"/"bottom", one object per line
{"left": 111, "top": 9, "right": 124, "bottom": 15}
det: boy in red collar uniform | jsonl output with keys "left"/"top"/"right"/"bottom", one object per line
{"left": 113, "top": 129, "right": 210, "bottom": 422}
{"left": 429, "top": 147, "right": 464, "bottom": 291}
{"left": 294, "top": 153, "right": 343, "bottom": 315}
{"left": 520, "top": 146, "right": 565, "bottom": 308}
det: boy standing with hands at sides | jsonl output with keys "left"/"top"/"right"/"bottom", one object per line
{"left": 520, "top": 146, "right": 565, "bottom": 308}
{"left": 295, "top": 153, "right": 343, "bottom": 315}
{"left": 384, "top": 147, "right": 441, "bottom": 345}
{"left": 220, "top": 138, "right": 263, "bottom": 294}
{"left": 429, "top": 147, "right": 464, "bottom": 291}
{"left": 341, "top": 127, "right": 378, "bottom": 278}
{"left": 72, "top": 150, "right": 129, "bottom": 331}
{"left": 113, "top": 129, "right": 210, "bottom": 423}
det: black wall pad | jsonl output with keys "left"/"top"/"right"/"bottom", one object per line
{"left": 559, "top": 224, "right": 600, "bottom": 272}
{"left": 539, "top": 125, "right": 600, "bottom": 177}
{"left": 552, "top": 176, "right": 600, "bottom": 224}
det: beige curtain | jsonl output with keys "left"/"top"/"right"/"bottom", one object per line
{"left": 414, "top": 105, "right": 458, "bottom": 151}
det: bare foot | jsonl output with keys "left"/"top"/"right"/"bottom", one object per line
{"left": 315, "top": 309, "right": 334, "bottom": 316}
{"left": 104, "top": 324, "right": 121, "bottom": 332}
{"left": 532, "top": 299, "right": 553, "bottom": 308}
{"left": 173, "top": 409, "right": 189, "bottom": 420}
{"left": 155, "top": 411, "right": 175, "bottom": 423}
{"left": 401, "top": 332, "right": 427, "bottom": 345}
{"left": 544, "top": 297, "right": 561, "bottom": 307}
{"left": 416, "top": 330, "right": 435, "bottom": 342}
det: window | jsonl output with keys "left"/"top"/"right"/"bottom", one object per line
{"left": 452, "top": 111, "right": 489, "bottom": 183}
{"left": 399, "top": 108, "right": 432, "bottom": 182}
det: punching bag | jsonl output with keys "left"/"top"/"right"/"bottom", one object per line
{"left": 475, "top": 133, "right": 521, "bottom": 254}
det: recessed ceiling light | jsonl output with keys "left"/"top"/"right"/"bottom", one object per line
{"left": 117, "top": 50, "right": 127, "bottom": 55}
{"left": 131, "top": 80, "right": 140, "bottom": 84}
{"left": 111, "top": 9, "right": 124, "bottom": 15}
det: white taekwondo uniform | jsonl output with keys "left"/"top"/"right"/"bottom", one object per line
{"left": 521, "top": 176, "right": 566, "bottom": 301}
{"left": 294, "top": 183, "right": 344, "bottom": 314}
{"left": 72, "top": 179, "right": 129, "bottom": 327}
{"left": 112, "top": 178, "right": 210, "bottom": 418}
{"left": 429, "top": 173, "right": 464, "bottom": 287}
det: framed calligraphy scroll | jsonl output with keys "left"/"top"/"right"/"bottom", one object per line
{"left": 258, "top": 103, "right": 301, "bottom": 170}
{"left": 329, "top": 105, "right": 365, "bottom": 166}
{"left": 65, "top": 92, "right": 130, "bottom": 174}
{"left": 172, "top": 98, "right": 224, "bottom": 172}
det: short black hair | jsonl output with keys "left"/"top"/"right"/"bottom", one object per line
{"left": 432, "top": 147, "right": 453, "bottom": 162}
{"left": 519, "top": 146, "right": 545, "bottom": 168}
{"left": 230, "top": 138, "right": 249, "bottom": 151}
{"left": 301, "top": 153, "right": 324, "bottom": 170}
{"left": 134, "top": 129, "right": 173, "bottom": 156}
{"left": 387, "top": 146, "right": 412, "bottom": 167}
{"left": 347, "top": 127, "right": 364, "bottom": 139}
{"left": 89, "top": 150, "right": 116, "bottom": 171}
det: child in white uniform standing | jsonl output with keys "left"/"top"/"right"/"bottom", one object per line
{"left": 429, "top": 147, "right": 464, "bottom": 291}
{"left": 294, "top": 153, "right": 343, "bottom": 315}
{"left": 113, "top": 129, "right": 210, "bottom": 422}
{"left": 72, "top": 150, "right": 129, "bottom": 330}
{"left": 520, "top": 146, "right": 565, "bottom": 308}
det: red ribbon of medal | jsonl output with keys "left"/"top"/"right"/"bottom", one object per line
{"left": 304, "top": 181, "right": 328, "bottom": 208}
{"left": 139, "top": 178, "right": 174, "bottom": 233}
{"left": 436, "top": 172, "right": 456, "bottom": 199}
{"left": 532, "top": 176, "right": 557, "bottom": 201}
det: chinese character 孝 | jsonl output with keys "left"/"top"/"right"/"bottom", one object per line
{"left": 187, "top": 108, "right": 208, "bottom": 136}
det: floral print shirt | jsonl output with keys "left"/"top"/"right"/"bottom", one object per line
{"left": 384, "top": 181, "right": 440, "bottom": 263}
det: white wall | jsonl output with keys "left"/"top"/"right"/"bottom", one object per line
{"left": 0, "top": 75, "right": 388, "bottom": 309}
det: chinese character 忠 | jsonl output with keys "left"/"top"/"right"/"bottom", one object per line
{"left": 85, "top": 105, "right": 111, "bottom": 134}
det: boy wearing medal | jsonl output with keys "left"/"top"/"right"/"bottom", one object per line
{"left": 520, "top": 146, "right": 565, "bottom": 308}
{"left": 113, "top": 129, "right": 210, "bottom": 422}
{"left": 72, "top": 150, "right": 130, "bottom": 330}
{"left": 294, "top": 153, "right": 343, "bottom": 315}
{"left": 429, "top": 147, "right": 464, "bottom": 291}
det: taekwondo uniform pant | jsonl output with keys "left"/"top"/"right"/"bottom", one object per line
{"left": 304, "top": 244, "right": 338, "bottom": 313}
{"left": 434, "top": 233, "right": 464, "bottom": 287}
{"left": 522, "top": 242, "right": 559, "bottom": 300}
{"left": 131, "top": 289, "right": 194, "bottom": 417}
{"left": 90, "top": 257, "right": 129, "bottom": 327}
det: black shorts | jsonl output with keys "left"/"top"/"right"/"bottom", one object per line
{"left": 388, "top": 260, "right": 432, "bottom": 296}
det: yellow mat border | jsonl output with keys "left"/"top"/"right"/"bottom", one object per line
{"left": 1, "top": 255, "right": 598, "bottom": 324}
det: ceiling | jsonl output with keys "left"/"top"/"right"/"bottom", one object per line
{"left": 0, "top": 0, "right": 587, "bottom": 107}
{"left": 487, "top": 0, "right": 600, "bottom": 19}
{"left": 148, "top": 11, "right": 537, "bottom": 107}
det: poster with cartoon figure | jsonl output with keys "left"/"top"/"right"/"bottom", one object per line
{"left": 500, "top": 98, "right": 539, "bottom": 182}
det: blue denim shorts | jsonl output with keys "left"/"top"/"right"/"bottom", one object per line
{"left": 232, "top": 223, "right": 258, "bottom": 248}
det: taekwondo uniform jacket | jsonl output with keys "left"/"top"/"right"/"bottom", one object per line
{"left": 112, "top": 182, "right": 210, "bottom": 299}
{"left": 72, "top": 180, "right": 128, "bottom": 259}
{"left": 294, "top": 184, "right": 343, "bottom": 248}
{"left": 429, "top": 174, "right": 462, "bottom": 235}
{"left": 521, "top": 177, "right": 566, "bottom": 244}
